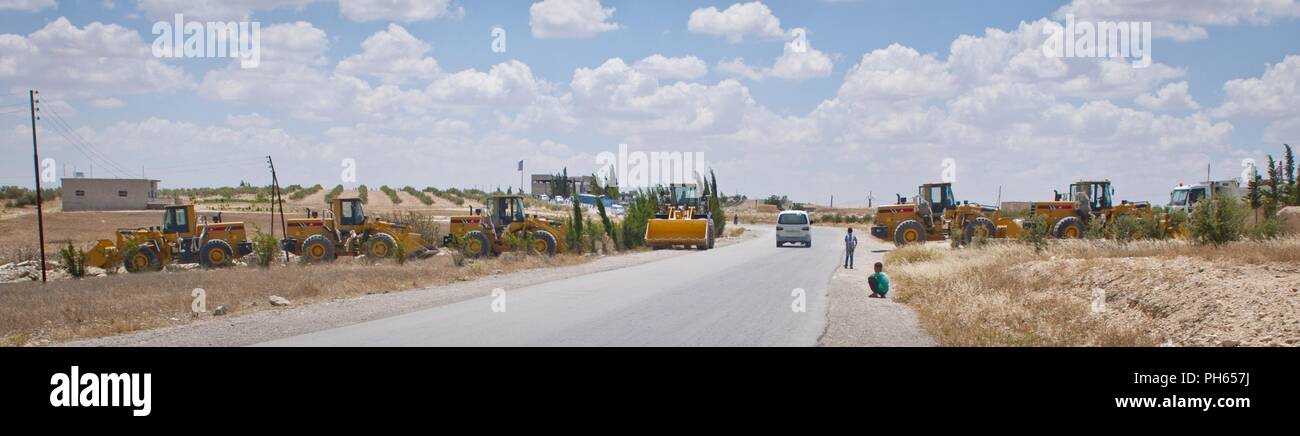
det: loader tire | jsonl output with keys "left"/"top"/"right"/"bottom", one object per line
{"left": 124, "top": 246, "right": 162, "bottom": 273}
{"left": 463, "top": 231, "right": 493, "bottom": 258}
{"left": 893, "top": 220, "right": 928, "bottom": 247}
{"left": 963, "top": 217, "right": 996, "bottom": 245}
{"left": 1053, "top": 216, "right": 1085, "bottom": 239}
{"left": 200, "top": 239, "right": 235, "bottom": 268}
{"left": 533, "top": 231, "right": 558, "bottom": 256}
{"left": 300, "top": 234, "right": 336, "bottom": 263}
{"left": 366, "top": 233, "right": 398, "bottom": 259}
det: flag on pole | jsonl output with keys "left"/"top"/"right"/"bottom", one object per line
{"left": 518, "top": 160, "right": 524, "bottom": 171}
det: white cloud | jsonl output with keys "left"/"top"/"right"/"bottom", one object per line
{"left": 0, "top": 17, "right": 190, "bottom": 98}
{"left": 1135, "top": 81, "right": 1200, "bottom": 111}
{"left": 716, "top": 40, "right": 833, "bottom": 81}
{"left": 226, "top": 112, "right": 273, "bottom": 128}
{"left": 1055, "top": 0, "right": 1300, "bottom": 41}
{"left": 426, "top": 60, "right": 548, "bottom": 105}
{"left": 688, "top": 1, "right": 787, "bottom": 42}
{"left": 836, "top": 44, "right": 957, "bottom": 102}
{"left": 337, "top": 24, "right": 440, "bottom": 85}
{"left": 770, "top": 40, "right": 833, "bottom": 80}
{"left": 136, "top": 0, "right": 317, "bottom": 21}
{"left": 716, "top": 58, "right": 767, "bottom": 81}
{"left": 89, "top": 97, "right": 125, "bottom": 109}
{"left": 529, "top": 0, "right": 621, "bottom": 39}
{"left": 338, "top": 0, "right": 462, "bottom": 23}
{"left": 632, "top": 54, "right": 708, "bottom": 81}
{"left": 1214, "top": 55, "right": 1300, "bottom": 118}
{"left": 0, "top": 0, "right": 56, "bottom": 12}
{"left": 571, "top": 58, "right": 754, "bottom": 135}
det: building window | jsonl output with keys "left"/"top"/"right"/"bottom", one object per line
{"left": 118, "top": 191, "right": 128, "bottom": 197}
{"left": 75, "top": 190, "right": 85, "bottom": 197}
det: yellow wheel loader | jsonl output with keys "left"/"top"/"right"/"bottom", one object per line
{"left": 645, "top": 184, "right": 714, "bottom": 250}
{"left": 871, "top": 183, "right": 1018, "bottom": 247}
{"left": 445, "top": 194, "right": 567, "bottom": 258}
{"left": 86, "top": 205, "right": 254, "bottom": 273}
{"left": 1027, "top": 180, "right": 1159, "bottom": 239}
{"left": 282, "top": 197, "right": 434, "bottom": 263}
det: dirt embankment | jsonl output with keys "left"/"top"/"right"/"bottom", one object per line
{"left": 887, "top": 239, "right": 1300, "bottom": 347}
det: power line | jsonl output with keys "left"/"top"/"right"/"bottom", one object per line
{"left": 42, "top": 107, "right": 136, "bottom": 178}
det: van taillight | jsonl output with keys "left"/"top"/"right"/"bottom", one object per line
{"left": 802, "top": 227, "right": 809, "bottom": 231}
{"left": 776, "top": 226, "right": 784, "bottom": 231}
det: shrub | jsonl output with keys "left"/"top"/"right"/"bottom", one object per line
{"left": 1247, "top": 217, "right": 1281, "bottom": 242}
{"left": 380, "top": 185, "right": 402, "bottom": 204}
{"left": 1140, "top": 215, "right": 1168, "bottom": 240}
{"left": 251, "top": 232, "right": 279, "bottom": 267}
{"left": 1084, "top": 216, "right": 1105, "bottom": 240}
{"left": 403, "top": 187, "right": 434, "bottom": 205}
{"left": 356, "top": 185, "right": 370, "bottom": 204}
{"left": 290, "top": 184, "right": 323, "bottom": 201}
{"left": 325, "top": 185, "right": 344, "bottom": 204}
{"left": 1019, "top": 215, "right": 1049, "bottom": 252}
{"left": 59, "top": 242, "right": 87, "bottom": 278}
{"left": 1189, "top": 195, "right": 1247, "bottom": 246}
{"left": 380, "top": 211, "right": 440, "bottom": 246}
{"left": 1110, "top": 215, "right": 1142, "bottom": 244}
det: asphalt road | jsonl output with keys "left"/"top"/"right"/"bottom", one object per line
{"left": 259, "top": 226, "right": 855, "bottom": 347}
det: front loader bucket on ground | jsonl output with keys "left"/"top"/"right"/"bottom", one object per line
{"left": 401, "top": 233, "right": 437, "bottom": 259}
{"left": 645, "top": 218, "right": 710, "bottom": 248}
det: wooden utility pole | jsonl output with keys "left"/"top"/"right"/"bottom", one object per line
{"left": 29, "top": 90, "right": 47, "bottom": 283}
{"left": 267, "top": 156, "right": 289, "bottom": 261}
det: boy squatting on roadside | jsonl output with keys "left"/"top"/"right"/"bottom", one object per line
{"left": 868, "top": 262, "right": 890, "bottom": 299}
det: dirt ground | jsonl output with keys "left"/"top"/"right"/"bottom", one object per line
{"left": 887, "top": 238, "right": 1300, "bottom": 347}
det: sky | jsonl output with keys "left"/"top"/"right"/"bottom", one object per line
{"left": 1, "top": 0, "right": 1298, "bottom": 206}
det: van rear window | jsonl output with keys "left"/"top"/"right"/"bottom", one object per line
{"left": 778, "top": 214, "right": 808, "bottom": 225}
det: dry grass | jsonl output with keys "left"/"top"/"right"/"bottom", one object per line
{"left": 0, "top": 253, "right": 590, "bottom": 346}
{"left": 887, "top": 237, "right": 1300, "bottom": 347}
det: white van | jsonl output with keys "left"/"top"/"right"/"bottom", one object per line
{"left": 776, "top": 210, "right": 812, "bottom": 247}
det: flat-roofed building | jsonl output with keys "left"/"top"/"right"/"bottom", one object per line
{"left": 61, "top": 178, "right": 164, "bottom": 211}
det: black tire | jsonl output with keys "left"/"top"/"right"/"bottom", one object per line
{"left": 893, "top": 220, "right": 928, "bottom": 246}
{"left": 124, "top": 245, "right": 162, "bottom": 273}
{"left": 300, "top": 234, "right": 336, "bottom": 263}
{"left": 1053, "top": 216, "right": 1085, "bottom": 239}
{"left": 805, "top": 240, "right": 812, "bottom": 248}
{"left": 366, "top": 233, "right": 398, "bottom": 259}
{"left": 533, "top": 231, "right": 558, "bottom": 256}
{"left": 463, "top": 231, "right": 493, "bottom": 258}
{"left": 963, "top": 217, "right": 996, "bottom": 244}
{"left": 200, "top": 239, "right": 235, "bottom": 268}
{"left": 776, "top": 241, "right": 784, "bottom": 247}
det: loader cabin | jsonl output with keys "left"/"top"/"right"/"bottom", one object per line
{"left": 487, "top": 195, "right": 528, "bottom": 227}
{"left": 919, "top": 183, "right": 957, "bottom": 216}
{"left": 1068, "top": 181, "right": 1115, "bottom": 211}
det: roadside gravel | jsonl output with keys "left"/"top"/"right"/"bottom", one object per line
{"left": 819, "top": 238, "right": 937, "bottom": 347}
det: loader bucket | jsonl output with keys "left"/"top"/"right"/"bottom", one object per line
{"left": 645, "top": 218, "right": 710, "bottom": 247}
{"left": 401, "top": 233, "right": 437, "bottom": 259}
{"left": 85, "top": 239, "right": 118, "bottom": 269}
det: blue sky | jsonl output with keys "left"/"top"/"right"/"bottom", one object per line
{"left": 2, "top": 0, "right": 1299, "bottom": 206}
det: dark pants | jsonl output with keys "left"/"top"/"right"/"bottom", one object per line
{"left": 845, "top": 249, "right": 855, "bottom": 268}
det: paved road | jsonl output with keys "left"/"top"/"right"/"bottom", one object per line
{"left": 259, "top": 226, "right": 853, "bottom": 346}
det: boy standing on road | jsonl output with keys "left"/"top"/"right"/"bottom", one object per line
{"left": 844, "top": 228, "right": 858, "bottom": 269}
{"left": 868, "top": 262, "right": 890, "bottom": 298}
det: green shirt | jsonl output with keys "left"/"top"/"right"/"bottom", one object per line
{"left": 872, "top": 272, "right": 890, "bottom": 292}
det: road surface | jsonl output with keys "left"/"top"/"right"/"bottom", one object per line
{"left": 260, "top": 226, "right": 885, "bottom": 346}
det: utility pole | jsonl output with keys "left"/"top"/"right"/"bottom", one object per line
{"left": 29, "top": 90, "right": 47, "bottom": 283}
{"left": 267, "top": 156, "right": 289, "bottom": 261}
